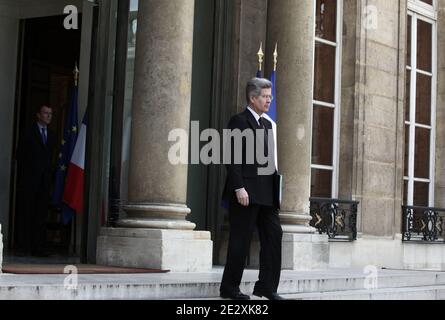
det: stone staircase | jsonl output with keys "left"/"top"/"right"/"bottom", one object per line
{"left": 0, "top": 267, "right": 444, "bottom": 300}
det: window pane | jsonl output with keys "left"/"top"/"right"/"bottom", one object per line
{"left": 407, "top": 16, "right": 412, "bottom": 67}
{"left": 414, "top": 127, "right": 430, "bottom": 179}
{"left": 415, "top": 73, "right": 431, "bottom": 126}
{"left": 315, "top": 0, "right": 337, "bottom": 42}
{"left": 128, "top": 1, "right": 138, "bottom": 47}
{"left": 130, "top": 0, "right": 138, "bottom": 11}
{"left": 312, "top": 106, "right": 334, "bottom": 166}
{"left": 311, "top": 169, "right": 332, "bottom": 198}
{"left": 414, "top": 181, "right": 429, "bottom": 207}
{"left": 417, "top": 19, "right": 432, "bottom": 72}
{"left": 314, "top": 43, "right": 336, "bottom": 103}
{"left": 420, "top": 0, "right": 433, "bottom": 6}
{"left": 406, "top": 69, "right": 411, "bottom": 122}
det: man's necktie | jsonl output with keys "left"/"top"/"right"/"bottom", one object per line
{"left": 259, "top": 117, "right": 268, "bottom": 156}
{"left": 41, "top": 127, "right": 47, "bottom": 145}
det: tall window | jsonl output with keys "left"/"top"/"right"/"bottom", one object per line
{"left": 311, "top": 0, "right": 343, "bottom": 198}
{"left": 404, "top": 0, "right": 437, "bottom": 207}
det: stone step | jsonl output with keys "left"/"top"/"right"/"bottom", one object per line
{"left": 194, "top": 285, "right": 445, "bottom": 300}
{"left": 282, "top": 285, "right": 445, "bottom": 300}
{"left": 278, "top": 271, "right": 444, "bottom": 291}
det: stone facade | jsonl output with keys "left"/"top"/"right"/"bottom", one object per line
{"left": 2, "top": 0, "right": 445, "bottom": 273}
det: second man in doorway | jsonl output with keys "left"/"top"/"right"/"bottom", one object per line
{"left": 16, "top": 105, "right": 55, "bottom": 257}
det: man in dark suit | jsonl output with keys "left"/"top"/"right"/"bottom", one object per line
{"left": 220, "top": 78, "right": 284, "bottom": 300}
{"left": 16, "top": 105, "right": 55, "bottom": 256}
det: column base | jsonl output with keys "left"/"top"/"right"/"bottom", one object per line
{"left": 281, "top": 224, "right": 316, "bottom": 233}
{"left": 119, "top": 203, "right": 196, "bottom": 230}
{"left": 282, "top": 233, "right": 329, "bottom": 270}
{"left": 279, "top": 212, "right": 316, "bottom": 234}
{"left": 96, "top": 228, "right": 213, "bottom": 272}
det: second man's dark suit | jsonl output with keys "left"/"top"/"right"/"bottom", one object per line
{"left": 221, "top": 109, "right": 282, "bottom": 296}
{"left": 16, "top": 123, "right": 55, "bottom": 255}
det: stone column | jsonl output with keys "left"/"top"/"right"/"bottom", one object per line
{"left": 267, "top": 0, "right": 328, "bottom": 270}
{"left": 97, "top": 0, "right": 212, "bottom": 272}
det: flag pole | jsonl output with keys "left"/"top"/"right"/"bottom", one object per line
{"left": 72, "top": 62, "right": 79, "bottom": 255}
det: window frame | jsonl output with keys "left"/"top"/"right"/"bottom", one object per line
{"left": 408, "top": 0, "right": 437, "bottom": 20}
{"left": 404, "top": 7, "right": 437, "bottom": 207}
{"left": 311, "top": 0, "right": 344, "bottom": 198}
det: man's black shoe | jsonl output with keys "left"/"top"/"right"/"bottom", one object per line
{"left": 220, "top": 291, "right": 251, "bottom": 300}
{"left": 252, "top": 290, "right": 285, "bottom": 300}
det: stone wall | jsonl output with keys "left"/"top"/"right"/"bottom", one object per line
{"left": 338, "top": 0, "right": 357, "bottom": 202}
{"left": 330, "top": 236, "right": 445, "bottom": 271}
{"left": 0, "top": 1, "right": 19, "bottom": 249}
{"left": 435, "top": 0, "right": 445, "bottom": 208}
{"left": 350, "top": 0, "right": 406, "bottom": 237}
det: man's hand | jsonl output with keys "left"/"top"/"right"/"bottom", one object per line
{"left": 235, "top": 188, "right": 249, "bottom": 207}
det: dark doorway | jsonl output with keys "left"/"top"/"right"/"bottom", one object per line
{"left": 9, "top": 14, "right": 82, "bottom": 259}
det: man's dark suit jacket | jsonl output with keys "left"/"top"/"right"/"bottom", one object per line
{"left": 17, "top": 123, "right": 55, "bottom": 193}
{"left": 222, "top": 109, "right": 279, "bottom": 209}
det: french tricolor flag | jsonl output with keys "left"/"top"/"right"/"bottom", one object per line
{"left": 63, "top": 112, "right": 87, "bottom": 214}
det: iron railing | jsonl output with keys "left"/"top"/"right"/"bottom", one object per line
{"left": 309, "top": 197, "right": 359, "bottom": 241}
{"left": 402, "top": 206, "right": 445, "bottom": 243}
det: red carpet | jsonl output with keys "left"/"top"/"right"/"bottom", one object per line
{"left": 2, "top": 264, "right": 170, "bottom": 274}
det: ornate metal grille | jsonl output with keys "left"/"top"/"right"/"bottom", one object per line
{"left": 309, "top": 198, "right": 358, "bottom": 241}
{"left": 402, "top": 206, "right": 445, "bottom": 243}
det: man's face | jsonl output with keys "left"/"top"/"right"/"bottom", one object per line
{"left": 250, "top": 88, "right": 272, "bottom": 116}
{"left": 37, "top": 106, "right": 53, "bottom": 126}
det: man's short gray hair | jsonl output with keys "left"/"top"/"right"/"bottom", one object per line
{"left": 246, "top": 77, "right": 273, "bottom": 104}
